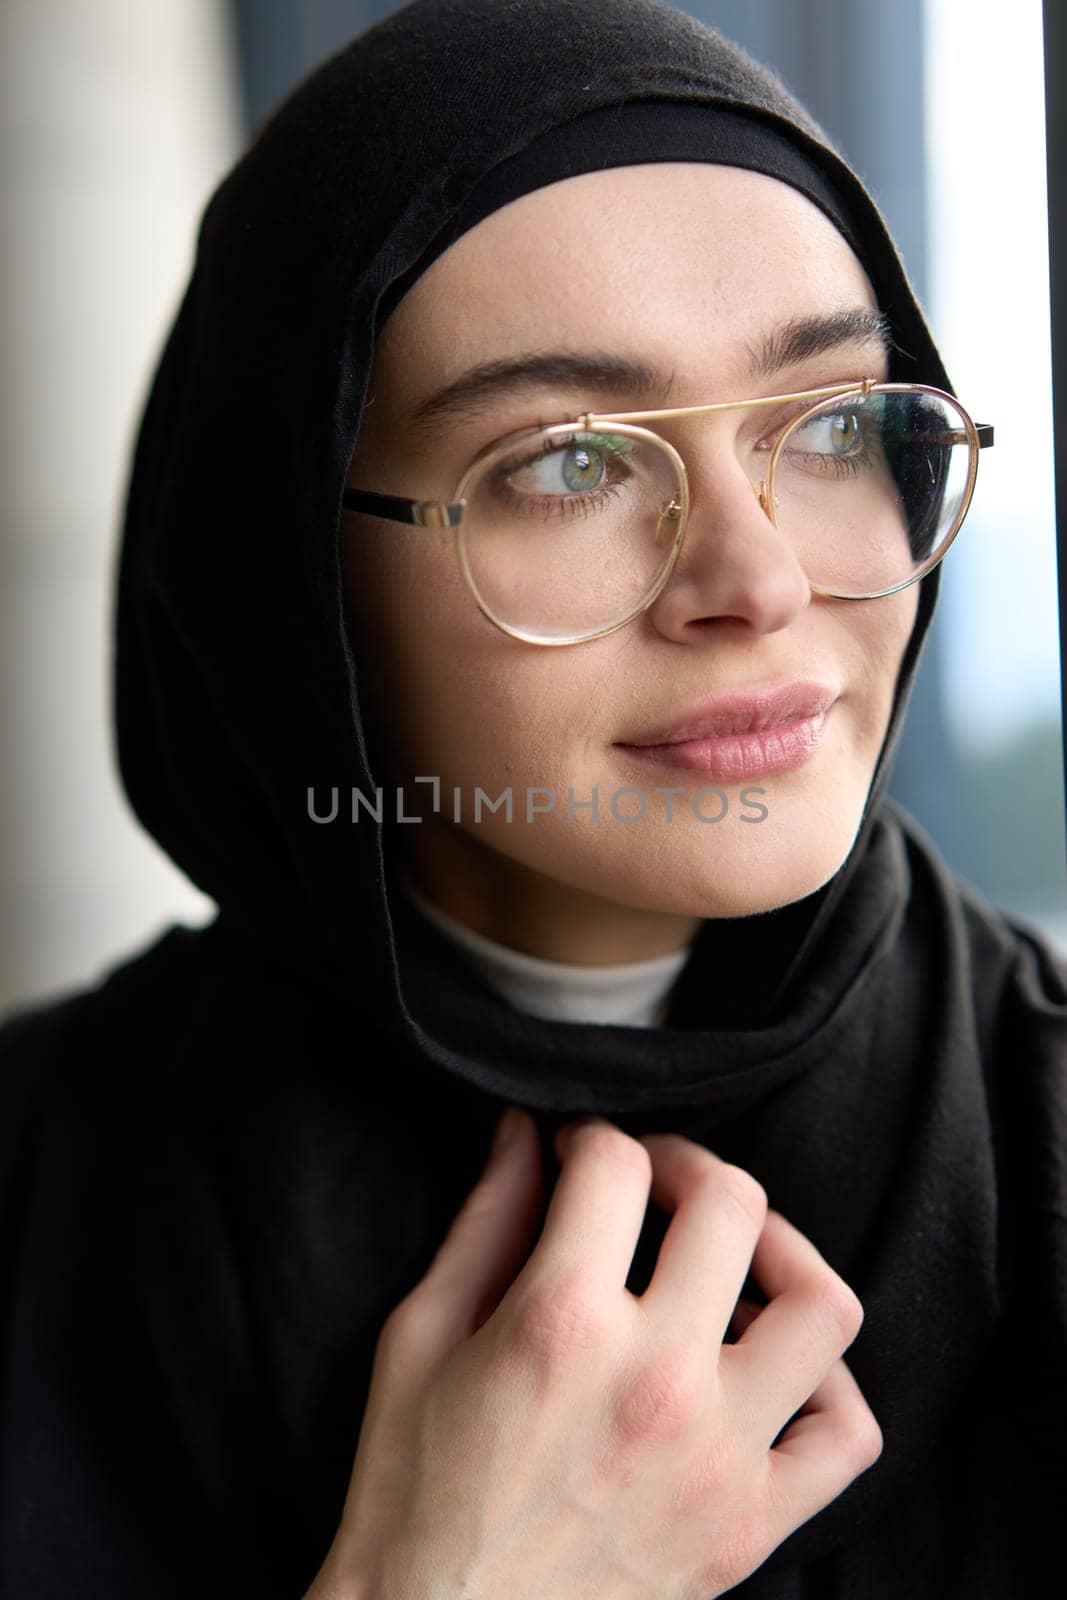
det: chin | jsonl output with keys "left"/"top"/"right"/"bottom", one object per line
{"left": 575, "top": 803, "right": 866, "bottom": 920}
{"left": 682, "top": 817, "right": 864, "bottom": 916}
{"left": 680, "top": 858, "right": 844, "bottom": 918}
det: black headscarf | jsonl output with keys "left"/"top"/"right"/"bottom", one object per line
{"left": 2, "top": 3, "right": 1064, "bottom": 1597}
{"left": 372, "top": 88, "right": 912, "bottom": 1034}
{"left": 114, "top": 0, "right": 953, "bottom": 1027}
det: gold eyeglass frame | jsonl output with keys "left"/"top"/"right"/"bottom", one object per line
{"left": 342, "top": 377, "right": 995, "bottom": 648}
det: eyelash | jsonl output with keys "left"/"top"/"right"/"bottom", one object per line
{"left": 489, "top": 428, "right": 634, "bottom": 520}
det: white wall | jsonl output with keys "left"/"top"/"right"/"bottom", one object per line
{"left": 0, "top": 1, "right": 242, "bottom": 1016}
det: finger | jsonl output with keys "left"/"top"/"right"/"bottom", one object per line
{"left": 407, "top": 1107, "right": 546, "bottom": 1353}
{"left": 633, "top": 1133, "right": 768, "bottom": 1351}
{"left": 520, "top": 1116, "right": 653, "bottom": 1295}
{"left": 726, "top": 1296, "right": 763, "bottom": 1343}
{"left": 725, "top": 1208, "right": 865, "bottom": 1442}
{"left": 762, "top": 1353, "right": 884, "bottom": 1531}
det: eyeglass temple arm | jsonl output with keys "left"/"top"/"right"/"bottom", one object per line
{"left": 341, "top": 488, "right": 465, "bottom": 527}
{"left": 940, "top": 424, "right": 995, "bottom": 447}
{"left": 891, "top": 424, "right": 994, "bottom": 446}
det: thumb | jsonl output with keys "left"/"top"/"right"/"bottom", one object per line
{"left": 413, "top": 1107, "right": 545, "bottom": 1351}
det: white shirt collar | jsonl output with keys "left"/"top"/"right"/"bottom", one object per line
{"left": 401, "top": 875, "right": 694, "bottom": 1027}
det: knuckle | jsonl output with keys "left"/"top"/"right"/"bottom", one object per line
{"left": 828, "top": 1393, "right": 883, "bottom": 1472}
{"left": 378, "top": 1292, "right": 415, "bottom": 1341}
{"left": 612, "top": 1345, "right": 704, "bottom": 1446}
{"left": 789, "top": 1296, "right": 841, "bottom": 1360}
{"left": 817, "top": 1274, "right": 865, "bottom": 1342}
{"left": 793, "top": 1272, "right": 864, "bottom": 1350}
{"left": 849, "top": 1406, "right": 885, "bottom": 1471}
{"left": 375, "top": 1293, "right": 421, "bottom": 1360}
{"left": 512, "top": 1273, "right": 611, "bottom": 1370}
{"left": 712, "top": 1163, "right": 769, "bottom": 1227}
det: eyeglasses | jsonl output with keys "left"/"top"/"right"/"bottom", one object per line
{"left": 342, "top": 378, "right": 994, "bottom": 647}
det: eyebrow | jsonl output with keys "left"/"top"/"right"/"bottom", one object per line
{"left": 405, "top": 308, "right": 894, "bottom": 439}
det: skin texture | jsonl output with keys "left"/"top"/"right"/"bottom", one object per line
{"left": 301, "top": 1113, "right": 883, "bottom": 1599}
{"left": 341, "top": 164, "right": 919, "bottom": 964}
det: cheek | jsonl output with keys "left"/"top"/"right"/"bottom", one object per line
{"left": 886, "top": 585, "right": 921, "bottom": 687}
{"left": 857, "top": 587, "right": 921, "bottom": 738}
{"left": 341, "top": 527, "right": 467, "bottom": 766}
{"left": 341, "top": 527, "right": 586, "bottom": 783}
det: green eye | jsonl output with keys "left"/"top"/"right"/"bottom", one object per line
{"left": 502, "top": 431, "right": 638, "bottom": 500}
{"left": 794, "top": 409, "right": 865, "bottom": 455}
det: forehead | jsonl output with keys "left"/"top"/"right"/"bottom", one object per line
{"left": 372, "top": 163, "right": 878, "bottom": 403}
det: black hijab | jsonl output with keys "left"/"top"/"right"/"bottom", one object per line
{"left": 372, "top": 87, "right": 909, "bottom": 1036}
{"left": 1, "top": 3, "right": 1065, "bottom": 1597}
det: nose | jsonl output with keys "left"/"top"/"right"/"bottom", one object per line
{"left": 646, "top": 441, "right": 812, "bottom": 640}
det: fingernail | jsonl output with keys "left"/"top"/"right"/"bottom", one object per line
{"left": 492, "top": 1106, "right": 523, "bottom": 1156}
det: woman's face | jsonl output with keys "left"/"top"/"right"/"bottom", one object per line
{"left": 341, "top": 164, "right": 918, "bottom": 942}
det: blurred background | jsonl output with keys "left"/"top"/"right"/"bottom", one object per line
{"left": 1, "top": 0, "right": 1064, "bottom": 1016}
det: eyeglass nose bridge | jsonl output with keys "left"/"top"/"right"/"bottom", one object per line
{"left": 655, "top": 473, "right": 777, "bottom": 551}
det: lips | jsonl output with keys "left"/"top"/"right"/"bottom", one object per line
{"left": 618, "top": 681, "right": 839, "bottom": 748}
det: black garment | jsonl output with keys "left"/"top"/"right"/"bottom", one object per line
{"left": 1, "top": 2, "right": 1064, "bottom": 1596}
{"left": 373, "top": 97, "right": 868, "bottom": 336}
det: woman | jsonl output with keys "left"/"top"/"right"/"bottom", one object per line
{"left": 1, "top": 1, "right": 1064, "bottom": 1596}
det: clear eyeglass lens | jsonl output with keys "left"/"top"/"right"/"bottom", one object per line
{"left": 457, "top": 422, "right": 684, "bottom": 643}
{"left": 455, "top": 389, "right": 975, "bottom": 641}
{"left": 771, "top": 387, "right": 975, "bottom": 597}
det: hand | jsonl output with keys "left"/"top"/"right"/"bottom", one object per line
{"left": 302, "top": 1111, "right": 882, "bottom": 1599}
